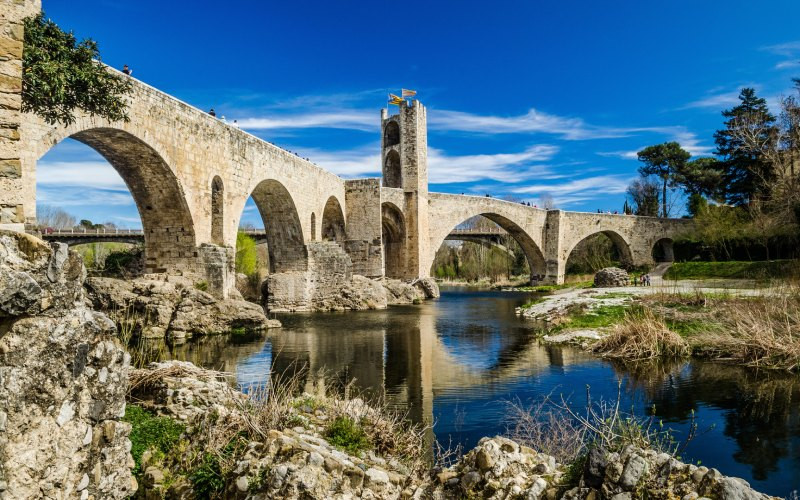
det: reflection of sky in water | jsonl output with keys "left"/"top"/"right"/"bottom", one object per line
{"left": 169, "top": 287, "right": 800, "bottom": 497}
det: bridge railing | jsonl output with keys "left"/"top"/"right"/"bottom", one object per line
{"left": 448, "top": 228, "right": 507, "bottom": 236}
{"left": 38, "top": 228, "right": 145, "bottom": 236}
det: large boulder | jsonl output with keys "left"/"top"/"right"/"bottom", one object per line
{"left": 0, "top": 231, "right": 135, "bottom": 499}
{"left": 85, "top": 277, "right": 277, "bottom": 342}
{"left": 594, "top": 267, "right": 630, "bottom": 287}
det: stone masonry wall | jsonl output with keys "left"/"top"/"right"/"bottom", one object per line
{"left": 343, "top": 178, "right": 383, "bottom": 278}
{"left": 0, "top": 0, "right": 40, "bottom": 231}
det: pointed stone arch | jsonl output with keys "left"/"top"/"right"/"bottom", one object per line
{"left": 249, "top": 179, "right": 307, "bottom": 273}
{"left": 382, "top": 202, "right": 406, "bottom": 278}
{"left": 37, "top": 127, "right": 197, "bottom": 274}
{"left": 432, "top": 213, "right": 546, "bottom": 281}
{"left": 383, "top": 150, "right": 401, "bottom": 188}
{"left": 321, "top": 196, "right": 346, "bottom": 243}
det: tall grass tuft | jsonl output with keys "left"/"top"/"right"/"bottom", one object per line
{"left": 698, "top": 286, "right": 800, "bottom": 370}
{"left": 592, "top": 308, "right": 689, "bottom": 360}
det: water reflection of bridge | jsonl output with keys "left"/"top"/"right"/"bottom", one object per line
{"left": 250, "top": 304, "right": 592, "bottom": 426}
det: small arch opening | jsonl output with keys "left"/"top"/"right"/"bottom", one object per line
{"left": 384, "top": 121, "right": 400, "bottom": 147}
{"left": 211, "top": 176, "right": 224, "bottom": 245}
{"left": 652, "top": 238, "right": 675, "bottom": 263}
{"left": 311, "top": 213, "right": 316, "bottom": 241}
{"left": 382, "top": 202, "right": 406, "bottom": 278}
{"left": 321, "top": 196, "right": 346, "bottom": 244}
{"left": 566, "top": 231, "right": 633, "bottom": 275}
{"left": 383, "top": 150, "right": 401, "bottom": 188}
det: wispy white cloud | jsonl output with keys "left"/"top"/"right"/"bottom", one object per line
{"left": 37, "top": 160, "right": 129, "bottom": 190}
{"left": 511, "top": 175, "right": 631, "bottom": 196}
{"left": 596, "top": 128, "right": 713, "bottom": 161}
{"left": 681, "top": 89, "right": 742, "bottom": 110}
{"left": 762, "top": 41, "right": 800, "bottom": 70}
{"left": 235, "top": 91, "right": 694, "bottom": 143}
{"left": 297, "top": 143, "right": 561, "bottom": 184}
{"left": 428, "top": 145, "right": 560, "bottom": 183}
{"left": 238, "top": 110, "right": 375, "bottom": 132}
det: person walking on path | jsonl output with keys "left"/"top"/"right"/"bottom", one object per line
{"left": 208, "top": 108, "right": 216, "bottom": 117}
{"left": 122, "top": 64, "right": 132, "bottom": 75}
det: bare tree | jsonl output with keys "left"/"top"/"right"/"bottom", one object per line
{"left": 537, "top": 193, "right": 556, "bottom": 210}
{"left": 36, "top": 204, "right": 76, "bottom": 229}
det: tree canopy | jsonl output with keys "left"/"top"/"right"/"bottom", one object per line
{"left": 22, "top": 13, "right": 131, "bottom": 126}
{"left": 637, "top": 142, "right": 691, "bottom": 218}
{"left": 714, "top": 88, "right": 776, "bottom": 206}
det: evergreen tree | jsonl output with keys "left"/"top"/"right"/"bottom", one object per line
{"left": 713, "top": 88, "right": 776, "bottom": 206}
{"left": 637, "top": 142, "right": 691, "bottom": 217}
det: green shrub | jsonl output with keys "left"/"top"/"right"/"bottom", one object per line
{"left": 194, "top": 280, "right": 209, "bottom": 291}
{"left": 190, "top": 453, "right": 225, "bottom": 499}
{"left": 236, "top": 232, "right": 258, "bottom": 275}
{"left": 325, "top": 416, "right": 371, "bottom": 454}
{"left": 123, "top": 405, "right": 185, "bottom": 476}
{"left": 664, "top": 260, "right": 797, "bottom": 280}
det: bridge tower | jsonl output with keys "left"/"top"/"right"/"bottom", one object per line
{"left": 380, "top": 100, "right": 430, "bottom": 280}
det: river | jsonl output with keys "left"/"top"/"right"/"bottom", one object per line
{"left": 155, "top": 286, "right": 800, "bottom": 496}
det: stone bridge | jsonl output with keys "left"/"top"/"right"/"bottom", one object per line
{"left": 0, "top": 2, "right": 692, "bottom": 305}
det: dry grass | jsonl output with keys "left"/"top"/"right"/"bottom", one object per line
{"left": 592, "top": 308, "right": 689, "bottom": 360}
{"left": 507, "top": 383, "right": 697, "bottom": 462}
{"left": 507, "top": 396, "right": 586, "bottom": 463}
{"left": 696, "top": 287, "right": 800, "bottom": 370}
{"left": 129, "top": 361, "right": 229, "bottom": 393}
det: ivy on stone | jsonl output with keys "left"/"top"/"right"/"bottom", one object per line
{"left": 22, "top": 13, "right": 131, "bottom": 126}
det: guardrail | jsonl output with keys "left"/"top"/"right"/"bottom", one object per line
{"left": 39, "top": 228, "right": 144, "bottom": 236}
{"left": 448, "top": 228, "right": 507, "bottom": 235}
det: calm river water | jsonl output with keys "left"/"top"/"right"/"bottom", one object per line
{"left": 157, "top": 287, "right": 800, "bottom": 496}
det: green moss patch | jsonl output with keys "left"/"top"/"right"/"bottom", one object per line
{"left": 123, "top": 404, "right": 185, "bottom": 476}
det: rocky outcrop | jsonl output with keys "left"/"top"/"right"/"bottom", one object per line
{"left": 384, "top": 277, "right": 440, "bottom": 305}
{"left": 0, "top": 230, "right": 135, "bottom": 499}
{"left": 130, "top": 361, "right": 428, "bottom": 499}
{"left": 560, "top": 445, "right": 774, "bottom": 500}
{"left": 131, "top": 360, "right": 776, "bottom": 500}
{"left": 594, "top": 267, "right": 630, "bottom": 287}
{"left": 85, "top": 277, "right": 279, "bottom": 343}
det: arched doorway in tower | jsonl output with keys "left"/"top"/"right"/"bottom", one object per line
{"left": 383, "top": 149, "right": 401, "bottom": 188}
{"left": 35, "top": 129, "right": 196, "bottom": 275}
{"left": 565, "top": 231, "right": 633, "bottom": 277}
{"left": 430, "top": 214, "right": 545, "bottom": 283}
{"left": 382, "top": 202, "right": 407, "bottom": 278}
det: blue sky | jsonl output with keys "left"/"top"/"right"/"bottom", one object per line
{"left": 38, "top": 0, "right": 800, "bottom": 228}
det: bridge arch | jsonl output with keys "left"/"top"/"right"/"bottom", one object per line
{"left": 249, "top": 179, "right": 307, "bottom": 273}
{"left": 432, "top": 213, "right": 546, "bottom": 281}
{"left": 321, "top": 196, "right": 346, "bottom": 243}
{"left": 652, "top": 238, "right": 674, "bottom": 263}
{"left": 382, "top": 202, "right": 406, "bottom": 278}
{"left": 565, "top": 230, "right": 634, "bottom": 270}
{"left": 36, "top": 126, "right": 197, "bottom": 274}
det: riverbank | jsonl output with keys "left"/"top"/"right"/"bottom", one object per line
{"left": 127, "top": 360, "right": 778, "bottom": 499}
{"left": 519, "top": 278, "right": 800, "bottom": 371}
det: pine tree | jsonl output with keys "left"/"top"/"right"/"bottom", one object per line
{"left": 713, "top": 88, "right": 776, "bottom": 206}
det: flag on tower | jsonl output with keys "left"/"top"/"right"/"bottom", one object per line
{"left": 401, "top": 88, "right": 417, "bottom": 98}
{"left": 388, "top": 93, "right": 404, "bottom": 106}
